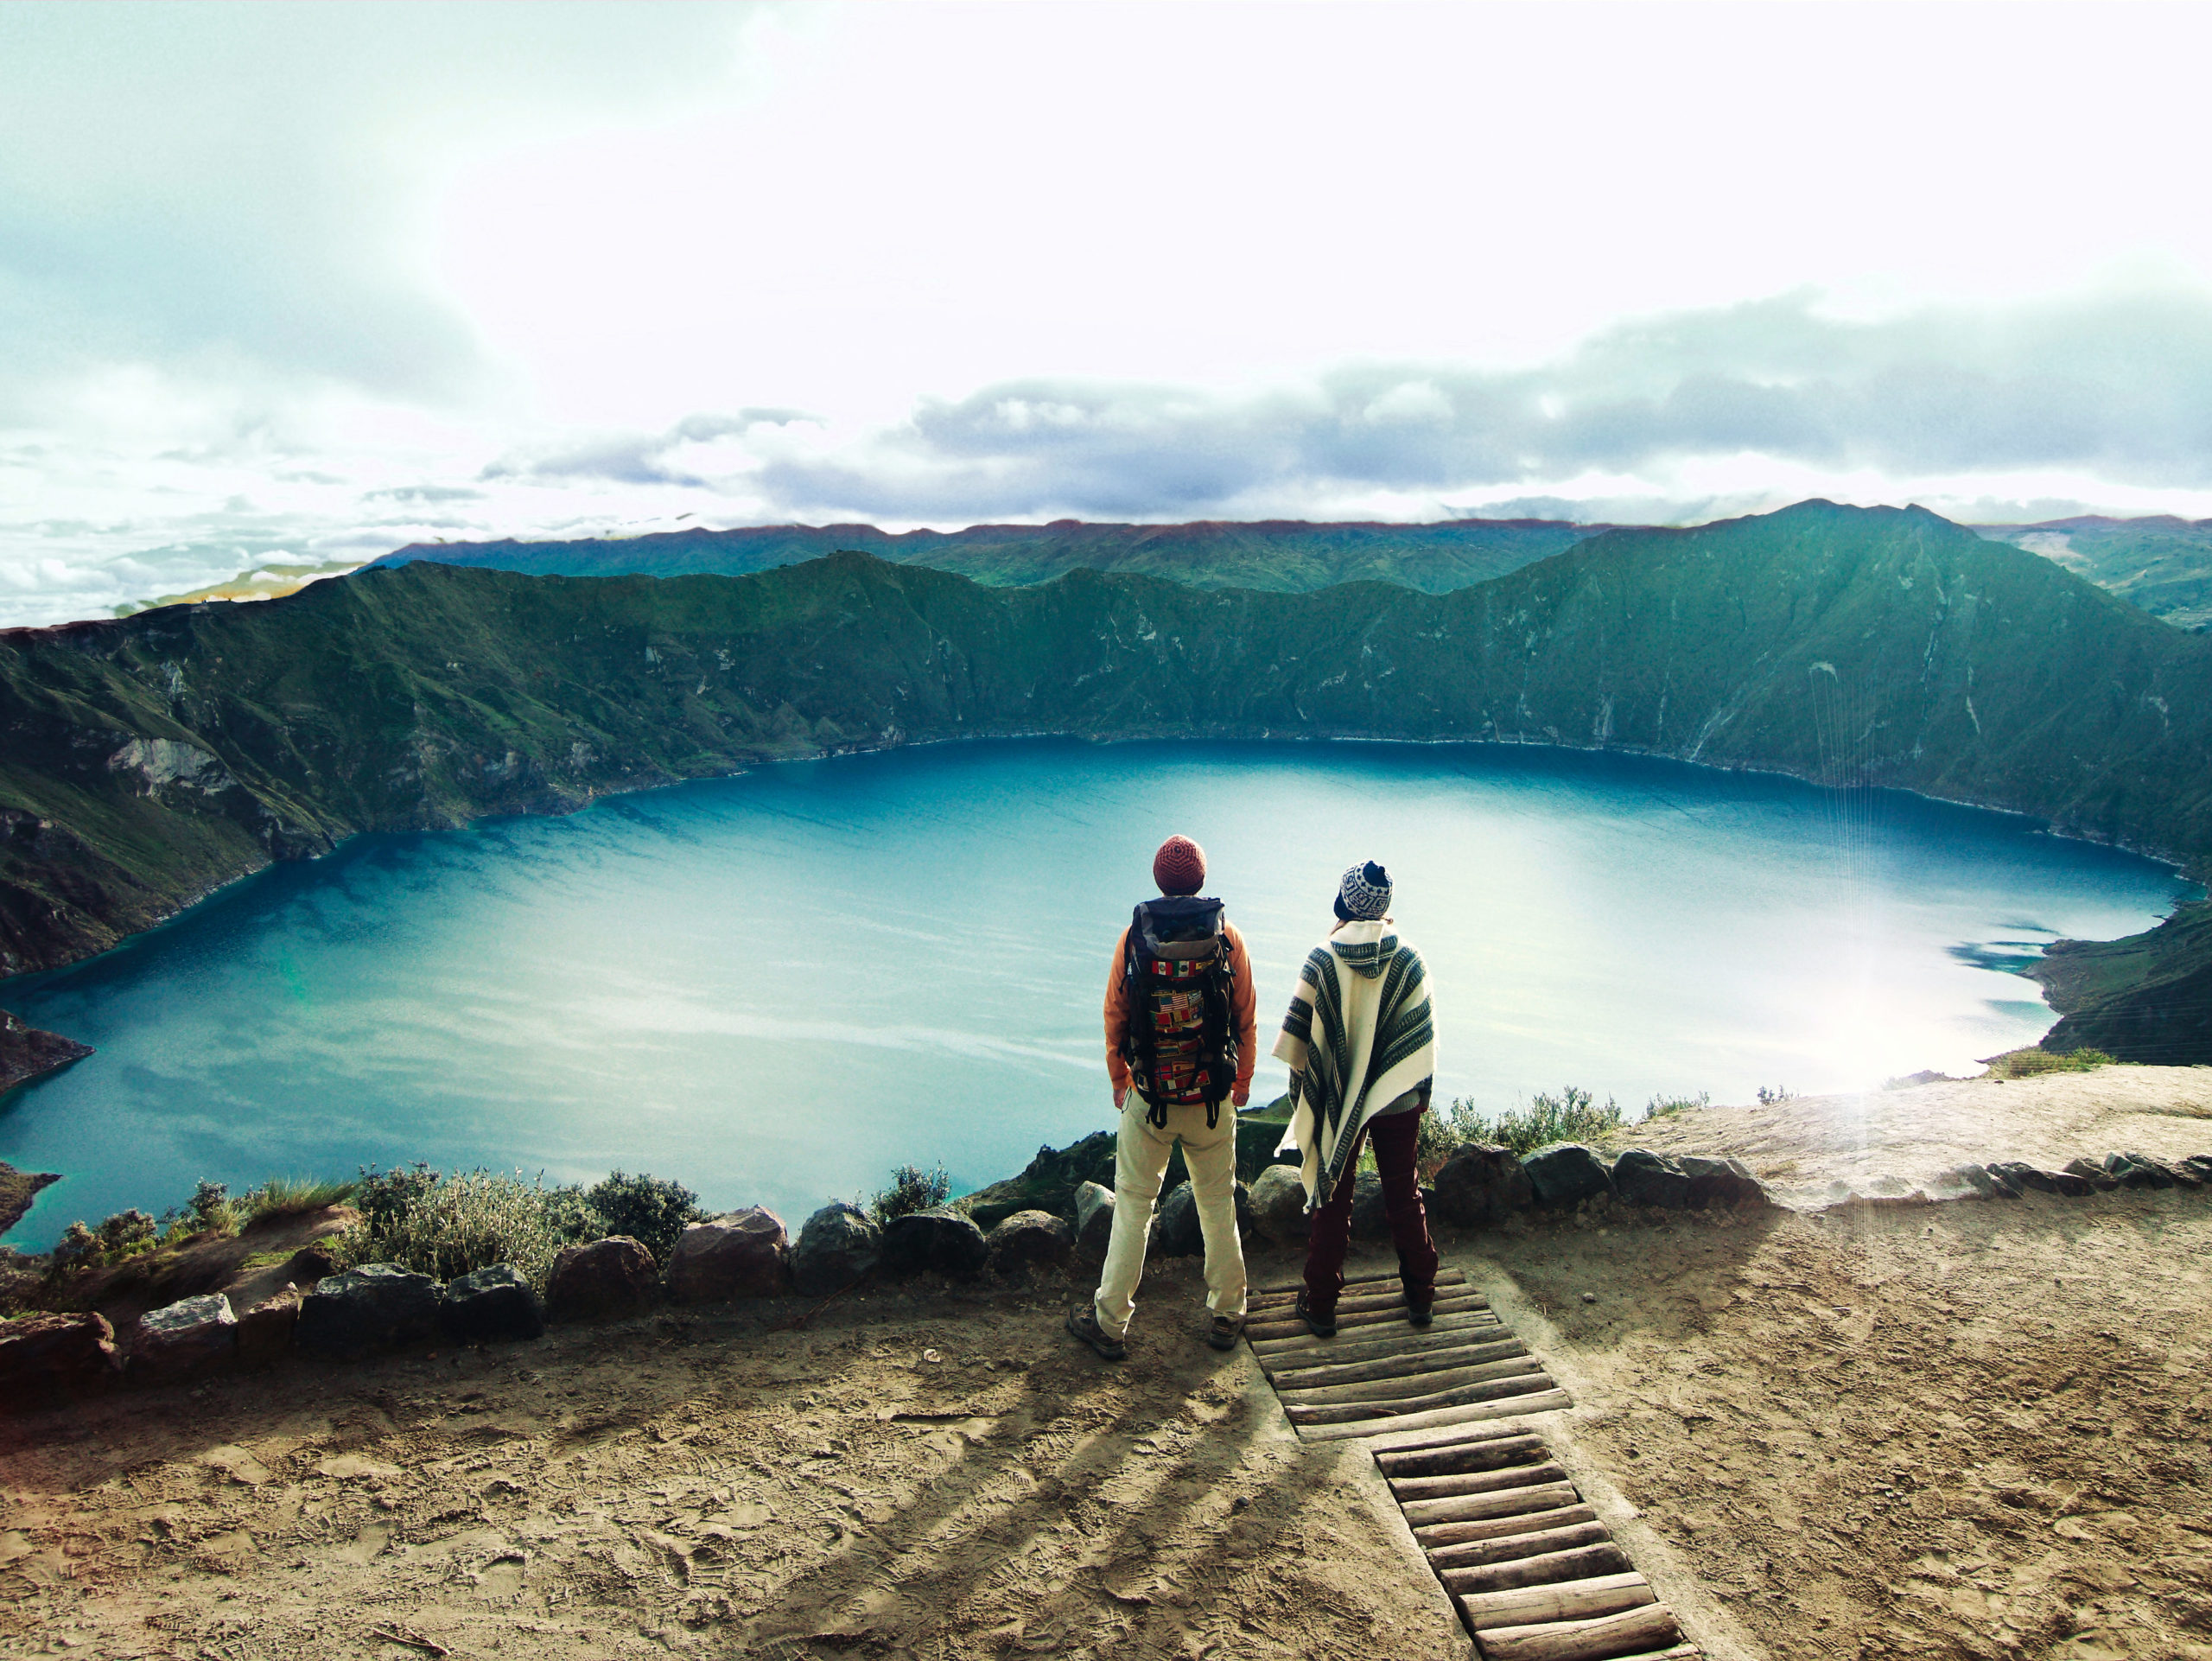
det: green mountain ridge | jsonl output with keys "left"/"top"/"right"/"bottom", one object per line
{"left": 368, "top": 515, "right": 1612, "bottom": 594}
{"left": 6, "top": 500, "right": 2211, "bottom": 1054}
{"left": 1976, "top": 515, "right": 2212, "bottom": 631}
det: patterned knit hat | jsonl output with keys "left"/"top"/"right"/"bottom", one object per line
{"left": 1153, "top": 835, "right": 1207, "bottom": 895}
{"left": 1337, "top": 860, "right": 1393, "bottom": 921}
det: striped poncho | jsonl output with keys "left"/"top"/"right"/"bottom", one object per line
{"left": 1269, "top": 920, "right": 1438, "bottom": 1209}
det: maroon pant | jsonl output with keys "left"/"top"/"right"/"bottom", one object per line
{"left": 1302, "top": 1106, "right": 1439, "bottom": 1314}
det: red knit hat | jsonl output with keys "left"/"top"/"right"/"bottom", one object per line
{"left": 1153, "top": 834, "right": 1207, "bottom": 895}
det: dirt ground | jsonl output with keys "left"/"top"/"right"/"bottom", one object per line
{"left": 0, "top": 1254, "right": 1462, "bottom": 1661}
{"left": 1624, "top": 1066, "right": 2212, "bottom": 1207}
{"left": 8, "top": 1066, "right": 2212, "bottom": 1661}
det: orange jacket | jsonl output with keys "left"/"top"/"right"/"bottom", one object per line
{"left": 1103, "top": 921, "right": 1259, "bottom": 1098}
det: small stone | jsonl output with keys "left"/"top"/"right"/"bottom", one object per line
{"left": 879, "top": 1206, "right": 989, "bottom": 1279}
{"left": 666, "top": 1208, "right": 790, "bottom": 1303}
{"left": 791, "top": 1202, "right": 881, "bottom": 1297}
{"left": 1430, "top": 1143, "right": 1533, "bottom": 1227}
{"left": 236, "top": 1285, "right": 303, "bottom": 1367}
{"left": 0, "top": 1312, "right": 121, "bottom": 1411}
{"left": 987, "top": 1209, "right": 1072, "bottom": 1276}
{"left": 440, "top": 1264, "right": 544, "bottom": 1343}
{"left": 1581, "top": 1292, "right": 1598, "bottom": 1304}
{"left": 545, "top": 1238, "right": 658, "bottom": 1322}
{"left": 1072, "top": 1182, "right": 1116, "bottom": 1254}
{"left": 129, "top": 1293, "right": 237, "bottom": 1385}
{"left": 1522, "top": 1143, "right": 1615, "bottom": 1208}
{"left": 297, "top": 1264, "right": 442, "bottom": 1360}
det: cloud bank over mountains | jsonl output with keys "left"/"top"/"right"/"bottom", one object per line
{"left": 4, "top": 3, "right": 2212, "bottom": 626}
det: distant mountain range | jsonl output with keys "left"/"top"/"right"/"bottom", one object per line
{"left": 369, "top": 516, "right": 1618, "bottom": 594}
{"left": 8, "top": 500, "right": 2210, "bottom": 1056}
{"left": 367, "top": 509, "right": 2212, "bottom": 632}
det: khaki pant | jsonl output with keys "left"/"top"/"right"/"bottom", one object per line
{"left": 1093, "top": 1096, "right": 1247, "bottom": 1340}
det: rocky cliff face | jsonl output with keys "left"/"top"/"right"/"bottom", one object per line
{"left": 4, "top": 500, "right": 2210, "bottom": 985}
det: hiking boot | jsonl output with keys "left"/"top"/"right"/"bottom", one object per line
{"left": 1295, "top": 1290, "right": 1336, "bottom": 1338}
{"left": 1205, "top": 1313, "right": 1243, "bottom": 1352}
{"left": 1066, "top": 1304, "right": 1128, "bottom": 1361}
{"left": 1407, "top": 1292, "right": 1435, "bottom": 1328}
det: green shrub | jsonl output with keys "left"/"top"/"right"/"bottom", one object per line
{"left": 870, "top": 1163, "right": 950, "bottom": 1225}
{"left": 1755, "top": 1085, "right": 1798, "bottom": 1106}
{"left": 361, "top": 1170, "right": 600, "bottom": 1289}
{"left": 585, "top": 1171, "right": 703, "bottom": 1264}
{"left": 1433, "top": 1086, "right": 1626, "bottom": 1157}
{"left": 1644, "top": 1091, "right": 1709, "bottom": 1119}
{"left": 355, "top": 1163, "right": 442, "bottom": 1235}
{"left": 241, "top": 1176, "right": 356, "bottom": 1223}
{"left": 48, "top": 1208, "right": 161, "bottom": 1273}
{"left": 1986, "top": 1045, "right": 2115, "bottom": 1079}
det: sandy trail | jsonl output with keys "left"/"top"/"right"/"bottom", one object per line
{"left": 1622, "top": 1066, "right": 2212, "bottom": 1206}
{"left": 0, "top": 1257, "right": 1459, "bottom": 1661}
{"left": 9, "top": 1071, "right": 2212, "bottom": 1660}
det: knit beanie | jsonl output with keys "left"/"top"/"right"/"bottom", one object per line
{"left": 1335, "top": 860, "right": 1393, "bottom": 921}
{"left": 1153, "top": 835, "right": 1207, "bottom": 896}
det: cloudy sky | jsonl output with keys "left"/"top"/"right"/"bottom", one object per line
{"left": 4, "top": 1, "right": 2212, "bottom": 625}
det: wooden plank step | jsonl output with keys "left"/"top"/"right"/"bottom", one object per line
{"left": 1370, "top": 1417, "right": 1545, "bottom": 1464}
{"left": 1252, "top": 1266, "right": 1469, "bottom": 1297}
{"left": 1247, "top": 1269, "right": 1470, "bottom": 1312}
{"left": 1245, "top": 1291, "right": 1487, "bottom": 1340}
{"left": 1417, "top": 1504, "right": 1599, "bottom": 1550}
{"left": 1458, "top": 1571, "right": 1655, "bottom": 1632}
{"left": 1442, "top": 1542, "right": 1633, "bottom": 1595}
{"left": 1259, "top": 1320, "right": 1510, "bottom": 1372}
{"left": 1249, "top": 1310, "right": 1500, "bottom": 1357}
{"left": 1287, "top": 1371, "right": 1563, "bottom": 1426}
{"left": 1472, "top": 1600, "right": 1681, "bottom": 1659}
{"left": 1279, "top": 1356, "right": 1543, "bottom": 1409}
{"left": 1402, "top": 1480, "right": 1584, "bottom": 1528}
{"left": 1390, "top": 1458, "right": 1563, "bottom": 1501}
{"left": 1427, "top": 1518, "right": 1611, "bottom": 1572}
{"left": 1298, "top": 1389, "right": 1573, "bottom": 1441}
{"left": 1378, "top": 1433, "right": 1549, "bottom": 1481}
{"left": 1265, "top": 1335, "right": 1528, "bottom": 1388}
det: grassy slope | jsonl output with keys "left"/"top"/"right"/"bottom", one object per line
{"left": 7, "top": 500, "right": 2212, "bottom": 1048}
{"left": 369, "top": 517, "right": 1606, "bottom": 595}
{"left": 1980, "top": 516, "right": 2212, "bottom": 631}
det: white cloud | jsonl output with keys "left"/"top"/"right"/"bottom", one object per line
{"left": 5, "top": 2, "right": 2212, "bottom": 625}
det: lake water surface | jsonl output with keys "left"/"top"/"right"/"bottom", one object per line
{"left": 0, "top": 740, "right": 2193, "bottom": 1244}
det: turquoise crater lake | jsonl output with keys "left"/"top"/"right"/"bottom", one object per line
{"left": 0, "top": 740, "right": 2194, "bottom": 1245}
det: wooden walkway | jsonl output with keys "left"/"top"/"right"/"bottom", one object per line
{"left": 1248, "top": 1269, "right": 1703, "bottom": 1661}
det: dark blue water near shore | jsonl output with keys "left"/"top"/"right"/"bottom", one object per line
{"left": 0, "top": 740, "right": 2192, "bottom": 1244}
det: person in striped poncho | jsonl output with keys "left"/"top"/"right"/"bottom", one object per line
{"left": 1270, "top": 860, "right": 1440, "bottom": 1334}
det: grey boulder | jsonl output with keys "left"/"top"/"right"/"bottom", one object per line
{"left": 791, "top": 1202, "right": 881, "bottom": 1296}
{"left": 1072, "top": 1182, "right": 1116, "bottom": 1254}
{"left": 668, "top": 1207, "right": 790, "bottom": 1303}
{"left": 1522, "top": 1142, "right": 1614, "bottom": 1208}
{"left": 1430, "top": 1143, "right": 1533, "bottom": 1227}
{"left": 2062, "top": 1156, "right": 2122, "bottom": 1192}
{"left": 880, "top": 1206, "right": 990, "bottom": 1279}
{"left": 1350, "top": 1174, "right": 1390, "bottom": 1241}
{"left": 298, "top": 1264, "right": 442, "bottom": 1359}
{"left": 0, "top": 1312, "right": 121, "bottom": 1411}
{"left": 1611, "top": 1149, "right": 1692, "bottom": 1208}
{"left": 546, "top": 1237, "right": 658, "bottom": 1322}
{"left": 1677, "top": 1155, "right": 1769, "bottom": 1209}
{"left": 1246, "top": 1164, "right": 1311, "bottom": 1246}
{"left": 130, "top": 1293, "right": 237, "bottom": 1385}
{"left": 1154, "top": 1183, "right": 1203, "bottom": 1257}
{"left": 988, "top": 1209, "right": 1073, "bottom": 1276}
{"left": 2102, "top": 1151, "right": 2176, "bottom": 1190}
{"left": 441, "top": 1264, "right": 544, "bottom": 1343}
{"left": 237, "top": 1285, "right": 303, "bottom": 1366}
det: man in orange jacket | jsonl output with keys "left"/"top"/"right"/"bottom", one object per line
{"left": 1068, "top": 834, "right": 1257, "bottom": 1359}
